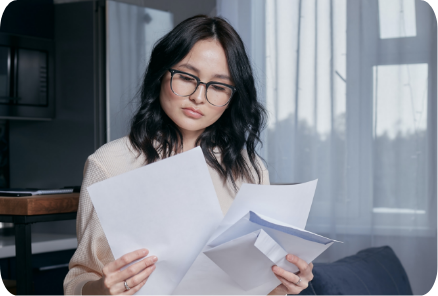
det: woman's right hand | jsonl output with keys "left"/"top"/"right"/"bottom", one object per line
{"left": 83, "top": 248, "right": 157, "bottom": 295}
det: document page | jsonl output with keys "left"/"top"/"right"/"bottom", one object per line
{"left": 87, "top": 147, "right": 223, "bottom": 295}
{"left": 173, "top": 180, "right": 322, "bottom": 295}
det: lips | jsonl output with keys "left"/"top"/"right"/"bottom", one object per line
{"left": 183, "top": 107, "right": 203, "bottom": 116}
{"left": 182, "top": 107, "right": 204, "bottom": 119}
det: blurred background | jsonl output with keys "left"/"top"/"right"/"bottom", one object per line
{"left": 0, "top": 0, "right": 435, "bottom": 294}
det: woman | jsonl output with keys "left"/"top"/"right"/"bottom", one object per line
{"left": 64, "top": 15, "right": 313, "bottom": 295}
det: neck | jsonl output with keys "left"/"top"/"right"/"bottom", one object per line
{"left": 179, "top": 128, "right": 205, "bottom": 152}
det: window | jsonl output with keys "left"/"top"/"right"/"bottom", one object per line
{"left": 344, "top": 0, "right": 436, "bottom": 235}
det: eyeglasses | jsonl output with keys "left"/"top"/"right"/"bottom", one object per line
{"left": 168, "top": 68, "right": 236, "bottom": 107}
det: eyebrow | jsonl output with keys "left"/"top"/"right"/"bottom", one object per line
{"left": 178, "top": 64, "right": 232, "bottom": 82}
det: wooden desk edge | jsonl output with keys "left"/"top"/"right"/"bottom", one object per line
{"left": 0, "top": 193, "right": 80, "bottom": 216}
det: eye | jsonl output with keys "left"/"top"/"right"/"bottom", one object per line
{"left": 212, "top": 85, "right": 226, "bottom": 92}
{"left": 177, "top": 74, "right": 196, "bottom": 82}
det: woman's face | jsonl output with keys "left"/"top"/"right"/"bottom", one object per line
{"left": 160, "top": 39, "right": 232, "bottom": 136}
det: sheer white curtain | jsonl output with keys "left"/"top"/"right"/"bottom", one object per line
{"left": 106, "top": 1, "right": 173, "bottom": 141}
{"left": 218, "top": 0, "right": 437, "bottom": 294}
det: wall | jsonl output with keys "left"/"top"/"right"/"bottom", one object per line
{"left": 54, "top": 0, "right": 217, "bottom": 26}
{"left": 122, "top": 0, "right": 216, "bottom": 25}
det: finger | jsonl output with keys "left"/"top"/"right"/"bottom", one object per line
{"left": 116, "top": 255, "right": 158, "bottom": 283}
{"left": 126, "top": 264, "right": 156, "bottom": 290}
{"left": 122, "top": 277, "right": 148, "bottom": 295}
{"left": 274, "top": 274, "right": 302, "bottom": 294}
{"left": 272, "top": 265, "right": 300, "bottom": 285}
{"left": 113, "top": 264, "right": 156, "bottom": 294}
{"left": 308, "top": 262, "right": 314, "bottom": 281}
{"left": 286, "top": 254, "right": 310, "bottom": 274}
{"left": 105, "top": 249, "right": 149, "bottom": 273}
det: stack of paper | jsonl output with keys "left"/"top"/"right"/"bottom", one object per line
{"left": 88, "top": 147, "right": 341, "bottom": 295}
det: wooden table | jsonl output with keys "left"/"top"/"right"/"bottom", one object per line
{"left": 0, "top": 193, "right": 79, "bottom": 295}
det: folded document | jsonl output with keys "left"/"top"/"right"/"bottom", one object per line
{"left": 174, "top": 180, "right": 341, "bottom": 295}
{"left": 204, "top": 211, "right": 341, "bottom": 291}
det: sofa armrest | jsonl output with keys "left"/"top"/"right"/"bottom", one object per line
{"left": 299, "top": 246, "right": 412, "bottom": 295}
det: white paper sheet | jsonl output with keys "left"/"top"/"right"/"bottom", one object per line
{"left": 87, "top": 147, "right": 223, "bottom": 295}
{"left": 173, "top": 180, "right": 320, "bottom": 295}
{"left": 203, "top": 211, "right": 341, "bottom": 291}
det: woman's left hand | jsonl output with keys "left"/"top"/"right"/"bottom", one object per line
{"left": 268, "top": 254, "right": 314, "bottom": 295}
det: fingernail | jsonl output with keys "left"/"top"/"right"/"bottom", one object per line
{"left": 272, "top": 265, "right": 278, "bottom": 272}
{"left": 287, "top": 254, "right": 295, "bottom": 261}
{"left": 151, "top": 256, "right": 158, "bottom": 263}
{"left": 142, "top": 249, "right": 148, "bottom": 255}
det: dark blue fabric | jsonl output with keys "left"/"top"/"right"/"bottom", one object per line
{"left": 298, "top": 246, "right": 413, "bottom": 295}
{"left": 299, "top": 282, "right": 317, "bottom": 295}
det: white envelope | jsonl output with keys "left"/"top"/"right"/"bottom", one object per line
{"left": 204, "top": 229, "right": 289, "bottom": 291}
{"left": 203, "top": 211, "right": 341, "bottom": 291}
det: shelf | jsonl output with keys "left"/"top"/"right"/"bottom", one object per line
{"left": 0, "top": 233, "right": 77, "bottom": 259}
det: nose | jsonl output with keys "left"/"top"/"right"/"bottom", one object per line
{"left": 189, "top": 82, "right": 207, "bottom": 104}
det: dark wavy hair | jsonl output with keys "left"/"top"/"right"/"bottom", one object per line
{"left": 129, "top": 15, "right": 267, "bottom": 189}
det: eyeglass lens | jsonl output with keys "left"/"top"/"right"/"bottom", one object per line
{"left": 171, "top": 72, "right": 232, "bottom": 106}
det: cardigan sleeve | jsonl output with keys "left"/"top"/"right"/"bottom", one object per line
{"left": 63, "top": 157, "right": 116, "bottom": 295}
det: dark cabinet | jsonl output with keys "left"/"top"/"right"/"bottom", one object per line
{"left": 0, "top": 34, "right": 54, "bottom": 120}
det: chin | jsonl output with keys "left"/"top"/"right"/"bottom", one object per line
{"left": 174, "top": 118, "right": 207, "bottom": 132}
